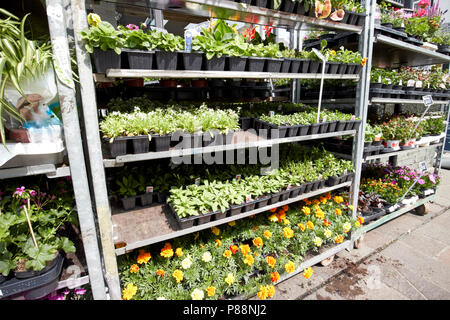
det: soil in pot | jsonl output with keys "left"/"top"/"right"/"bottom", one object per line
{"left": 14, "top": 251, "right": 60, "bottom": 279}
{"left": 155, "top": 50, "right": 178, "bottom": 70}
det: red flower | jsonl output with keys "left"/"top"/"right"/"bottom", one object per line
{"left": 263, "top": 25, "right": 273, "bottom": 37}
{"left": 243, "top": 27, "right": 256, "bottom": 40}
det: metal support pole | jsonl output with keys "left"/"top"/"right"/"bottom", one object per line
{"left": 45, "top": 0, "right": 107, "bottom": 300}
{"left": 350, "top": 0, "right": 375, "bottom": 219}
{"left": 71, "top": 0, "right": 122, "bottom": 300}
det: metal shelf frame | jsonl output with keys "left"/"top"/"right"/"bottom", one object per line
{"left": 63, "top": 0, "right": 371, "bottom": 300}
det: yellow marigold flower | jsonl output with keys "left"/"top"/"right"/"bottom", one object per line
{"left": 315, "top": 208, "right": 324, "bottom": 219}
{"left": 122, "top": 283, "right": 137, "bottom": 300}
{"left": 173, "top": 269, "right": 184, "bottom": 283}
{"left": 266, "top": 256, "right": 276, "bottom": 268}
{"left": 206, "top": 286, "right": 216, "bottom": 297}
{"left": 348, "top": 205, "right": 354, "bottom": 211}
{"left": 243, "top": 254, "right": 254, "bottom": 266}
{"left": 283, "top": 227, "right": 294, "bottom": 239}
{"left": 355, "top": 221, "right": 361, "bottom": 227}
{"left": 343, "top": 222, "right": 352, "bottom": 233}
{"left": 303, "top": 267, "right": 314, "bottom": 279}
{"left": 283, "top": 219, "right": 291, "bottom": 225}
{"left": 270, "top": 271, "right": 280, "bottom": 282}
{"left": 253, "top": 237, "right": 264, "bottom": 248}
{"left": 268, "top": 214, "right": 279, "bottom": 222}
{"left": 225, "top": 273, "right": 235, "bottom": 285}
{"left": 334, "top": 234, "right": 344, "bottom": 244}
{"left": 314, "top": 236, "right": 323, "bottom": 247}
{"left": 263, "top": 230, "right": 272, "bottom": 239}
{"left": 298, "top": 223, "right": 306, "bottom": 232}
{"left": 324, "top": 228, "right": 332, "bottom": 238}
{"left": 267, "top": 284, "right": 275, "bottom": 298}
{"left": 240, "top": 244, "right": 251, "bottom": 256}
{"left": 306, "top": 221, "right": 314, "bottom": 230}
{"left": 331, "top": 50, "right": 336, "bottom": 55}
{"left": 285, "top": 261, "right": 295, "bottom": 273}
{"left": 223, "top": 250, "right": 232, "bottom": 258}
{"left": 215, "top": 239, "right": 222, "bottom": 247}
{"left": 130, "top": 264, "right": 139, "bottom": 273}
{"left": 137, "top": 249, "right": 151, "bottom": 264}
{"left": 302, "top": 206, "right": 311, "bottom": 216}
{"left": 211, "top": 226, "right": 220, "bottom": 236}
{"left": 228, "top": 221, "right": 236, "bottom": 227}
{"left": 87, "top": 13, "right": 101, "bottom": 27}
{"left": 335, "top": 208, "right": 342, "bottom": 216}
{"left": 175, "top": 247, "right": 183, "bottom": 257}
{"left": 257, "top": 285, "right": 268, "bottom": 300}
{"left": 160, "top": 243, "right": 174, "bottom": 258}
{"left": 358, "top": 216, "right": 364, "bottom": 224}
{"left": 191, "top": 288, "right": 204, "bottom": 300}
{"left": 156, "top": 269, "right": 165, "bottom": 277}
{"left": 320, "top": 196, "right": 327, "bottom": 204}
{"left": 333, "top": 196, "right": 344, "bottom": 204}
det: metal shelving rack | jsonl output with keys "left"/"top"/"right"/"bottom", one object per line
{"left": 58, "top": 0, "right": 372, "bottom": 300}
{"left": 355, "top": 0, "right": 450, "bottom": 237}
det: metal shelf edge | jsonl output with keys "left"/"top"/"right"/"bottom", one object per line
{"left": 114, "top": 181, "right": 353, "bottom": 255}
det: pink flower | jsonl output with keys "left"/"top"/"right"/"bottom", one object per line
{"left": 417, "top": 0, "right": 430, "bottom": 9}
{"left": 126, "top": 24, "right": 139, "bottom": 30}
{"left": 30, "top": 190, "right": 36, "bottom": 197}
{"left": 74, "top": 288, "right": 86, "bottom": 295}
{"left": 14, "top": 186, "right": 26, "bottom": 197}
{"left": 429, "top": 174, "right": 436, "bottom": 184}
{"left": 414, "top": 8, "right": 426, "bottom": 17}
{"left": 417, "top": 179, "right": 425, "bottom": 185}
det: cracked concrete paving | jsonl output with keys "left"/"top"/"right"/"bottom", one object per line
{"left": 269, "top": 169, "right": 450, "bottom": 300}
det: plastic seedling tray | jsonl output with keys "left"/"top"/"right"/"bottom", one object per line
{"left": 247, "top": 57, "right": 266, "bottom": 72}
{"left": 269, "top": 193, "right": 281, "bottom": 205}
{"left": 264, "top": 58, "right": 283, "bottom": 73}
{"left": 155, "top": 50, "right": 178, "bottom": 70}
{"left": 180, "top": 51, "right": 203, "bottom": 70}
{"left": 123, "top": 49, "right": 154, "bottom": 69}
{"left": 255, "top": 195, "right": 271, "bottom": 209}
{"left": 309, "top": 123, "right": 321, "bottom": 134}
{"left": 138, "top": 193, "right": 153, "bottom": 207}
{"left": 281, "top": 59, "right": 292, "bottom": 73}
{"left": 319, "top": 122, "right": 330, "bottom": 134}
{"left": 131, "top": 136, "right": 150, "bottom": 154}
{"left": 92, "top": 48, "right": 121, "bottom": 73}
{"left": 205, "top": 56, "right": 226, "bottom": 71}
{"left": 227, "top": 56, "right": 247, "bottom": 71}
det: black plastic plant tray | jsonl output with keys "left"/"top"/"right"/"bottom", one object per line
{"left": 374, "top": 26, "right": 408, "bottom": 40}
{"left": 362, "top": 207, "right": 386, "bottom": 224}
{"left": 0, "top": 254, "right": 64, "bottom": 299}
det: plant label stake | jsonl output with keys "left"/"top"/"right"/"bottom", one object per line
{"left": 146, "top": 186, "right": 153, "bottom": 193}
{"left": 269, "top": 78, "right": 275, "bottom": 98}
{"left": 411, "top": 95, "right": 434, "bottom": 138}
{"left": 312, "top": 48, "right": 328, "bottom": 124}
{"left": 23, "top": 205, "right": 38, "bottom": 248}
{"left": 399, "top": 164, "right": 427, "bottom": 203}
{"left": 195, "top": 177, "right": 201, "bottom": 186}
{"left": 235, "top": 174, "right": 241, "bottom": 181}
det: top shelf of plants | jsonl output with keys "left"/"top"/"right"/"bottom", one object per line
{"left": 101, "top": 0, "right": 365, "bottom": 33}
{"left": 373, "top": 0, "right": 450, "bottom": 67}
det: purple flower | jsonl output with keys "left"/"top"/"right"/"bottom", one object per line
{"left": 404, "top": 176, "right": 410, "bottom": 181}
{"left": 63, "top": 289, "right": 70, "bottom": 295}
{"left": 48, "top": 294, "right": 65, "bottom": 300}
{"left": 417, "top": 179, "right": 425, "bottom": 185}
{"left": 429, "top": 174, "right": 436, "bottom": 184}
{"left": 74, "top": 288, "right": 86, "bottom": 295}
{"left": 30, "top": 190, "right": 36, "bottom": 197}
{"left": 14, "top": 186, "right": 26, "bottom": 197}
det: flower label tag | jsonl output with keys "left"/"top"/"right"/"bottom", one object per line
{"left": 318, "top": 174, "right": 323, "bottom": 180}
{"left": 286, "top": 184, "right": 292, "bottom": 190}
{"left": 407, "top": 80, "right": 415, "bottom": 87}
{"left": 424, "top": 189, "right": 434, "bottom": 196}
{"left": 184, "top": 30, "right": 192, "bottom": 51}
{"left": 415, "top": 80, "right": 423, "bottom": 88}
{"left": 422, "top": 95, "right": 433, "bottom": 107}
{"left": 195, "top": 178, "right": 201, "bottom": 186}
{"left": 277, "top": 104, "right": 282, "bottom": 111}
{"left": 322, "top": 115, "right": 327, "bottom": 123}
{"left": 246, "top": 195, "right": 252, "bottom": 203}
{"left": 419, "top": 161, "right": 427, "bottom": 173}
{"left": 269, "top": 111, "right": 275, "bottom": 117}
{"left": 146, "top": 186, "right": 153, "bottom": 193}
{"left": 235, "top": 174, "right": 241, "bottom": 181}
{"left": 351, "top": 115, "right": 355, "bottom": 120}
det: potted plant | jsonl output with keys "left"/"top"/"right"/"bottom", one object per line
{"left": 116, "top": 175, "right": 139, "bottom": 210}
{"left": 120, "top": 24, "right": 156, "bottom": 69}
{"left": 80, "top": 13, "right": 125, "bottom": 73}
{"left": 151, "top": 29, "right": 184, "bottom": 70}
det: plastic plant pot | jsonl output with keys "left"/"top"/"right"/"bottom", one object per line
{"left": 131, "top": 136, "right": 150, "bottom": 154}
{"left": 289, "top": 58, "right": 301, "bottom": 73}
{"left": 123, "top": 49, "right": 154, "bottom": 69}
{"left": 14, "top": 253, "right": 61, "bottom": 279}
{"left": 197, "top": 211, "right": 216, "bottom": 225}
{"left": 297, "top": 124, "right": 310, "bottom": 136}
{"left": 337, "top": 63, "right": 348, "bottom": 74}
{"left": 345, "top": 63, "right": 357, "bottom": 74}
{"left": 239, "top": 117, "right": 252, "bottom": 131}
{"left": 151, "top": 134, "right": 171, "bottom": 152}
{"left": 327, "top": 62, "right": 340, "bottom": 74}
{"left": 319, "top": 122, "right": 330, "bottom": 134}
{"left": 155, "top": 50, "right": 178, "bottom": 70}
{"left": 104, "top": 137, "right": 128, "bottom": 158}
{"left": 160, "top": 79, "right": 178, "bottom": 87}
{"left": 255, "top": 195, "right": 271, "bottom": 209}
{"left": 279, "top": 0, "right": 295, "bottom": 12}
{"left": 348, "top": 12, "right": 358, "bottom": 25}
{"left": 247, "top": 57, "right": 266, "bottom": 72}
{"left": 157, "top": 190, "right": 170, "bottom": 203}
{"left": 288, "top": 186, "right": 301, "bottom": 198}
{"left": 181, "top": 51, "right": 203, "bottom": 70}
{"left": 345, "top": 120, "right": 356, "bottom": 130}
{"left": 295, "top": 1, "right": 306, "bottom": 15}
{"left": 287, "top": 125, "right": 299, "bottom": 137}
{"left": 230, "top": 203, "right": 245, "bottom": 216}
{"left": 301, "top": 59, "right": 311, "bottom": 73}
{"left": 139, "top": 193, "right": 153, "bottom": 206}
{"left": 309, "top": 61, "right": 321, "bottom": 73}
{"left": 304, "top": 182, "right": 314, "bottom": 193}
{"left": 279, "top": 189, "right": 291, "bottom": 201}
{"left": 335, "top": 121, "right": 348, "bottom": 132}
{"left": 281, "top": 58, "right": 292, "bottom": 73}
{"left": 242, "top": 200, "right": 257, "bottom": 212}
{"left": 326, "top": 176, "right": 341, "bottom": 186}
{"left": 205, "top": 56, "right": 226, "bottom": 71}
{"left": 92, "top": 48, "right": 121, "bottom": 73}
{"left": 121, "top": 196, "right": 137, "bottom": 210}
{"left": 327, "top": 121, "right": 338, "bottom": 132}
{"left": 311, "top": 180, "right": 321, "bottom": 191}
{"left": 265, "top": 58, "right": 283, "bottom": 73}
{"left": 269, "top": 193, "right": 281, "bottom": 205}
{"left": 214, "top": 210, "right": 228, "bottom": 221}
{"left": 253, "top": 0, "right": 268, "bottom": 8}
{"left": 228, "top": 56, "right": 247, "bottom": 71}
{"left": 309, "top": 123, "right": 321, "bottom": 135}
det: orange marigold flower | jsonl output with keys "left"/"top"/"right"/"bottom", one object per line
{"left": 160, "top": 243, "right": 174, "bottom": 258}
{"left": 312, "top": 199, "right": 320, "bottom": 205}
{"left": 263, "top": 230, "right": 272, "bottom": 239}
{"left": 215, "top": 239, "right": 222, "bottom": 247}
{"left": 325, "top": 193, "right": 332, "bottom": 200}
{"left": 285, "top": 261, "right": 295, "bottom": 273}
{"left": 206, "top": 286, "right": 216, "bottom": 297}
{"left": 253, "top": 237, "right": 264, "bottom": 248}
{"left": 211, "top": 226, "right": 220, "bottom": 236}
{"left": 269, "top": 207, "right": 277, "bottom": 212}
{"left": 240, "top": 244, "right": 251, "bottom": 256}
{"left": 282, "top": 205, "right": 289, "bottom": 211}
{"left": 243, "top": 254, "right": 254, "bottom": 266}
{"left": 130, "top": 264, "right": 139, "bottom": 273}
{"left": 230, "top": 245, "right": 239, "bottom": 254}
{"left": 323, "top": 219, "right": 331, "bottom": 227}
{"left": 315, "top": 208, "right": 324, "bottom": 219}
{"left": 298, "top": 223, "right": 306, "bottom": 232}
{"left": 283, "top": 227, "right": 294, "bottom": 239}
{"left": 277, "top": 211, "right": 286, "bottom": 221}
{"left": 302, "top": 206, "right": 311, "bottom": 215}
{"left": 267, "top": 284, "right": 275, "bottom": 298}
{"left": 334, "top": 234, "right": 344, "bottom": 244}
{"left": 156, "top": 269, "right": 165, "bottom": 277}
{"left": 303, "top": 267, "right": 314, "bottom": 279}
{"left": 257, "top": 285, "right": 269, "bottom": 300}
{"left": 358, "top": 216, "right": 364, "bottom": 224}
{"left": 320, "top": 196, "right": 327, "bottom": 204}
{"left": 306, "top": 221, "right": 314, "bottom": 230}
{"left": 335, "top": 208, "right": 342, "bottom": 216}
{"left": 333, "top": 196, "right": 344, "bottom": 204}
{"left": 137, "top": 249, "right": 151, "bottom": 264}
{"left": 223, "top": 250, "right": 232, "bottom": 258}
{"left": 361, "top": 57, "right": 368, "bottom": 66}
{"left": 266, "top": 256, "right": 276, "bottom": 268}
{"left": 271, "top": 271, "right": 280, "bottom": 282}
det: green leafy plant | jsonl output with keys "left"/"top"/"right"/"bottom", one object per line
{"left": 80, "top": 18, "right": 124, "bottom": 54}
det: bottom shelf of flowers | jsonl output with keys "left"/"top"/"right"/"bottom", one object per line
{"left": 117, "top": 193, "right": 363, "bottom": 300}
{"left": 358, "top": 163, "right": 440, "bottom": 224}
